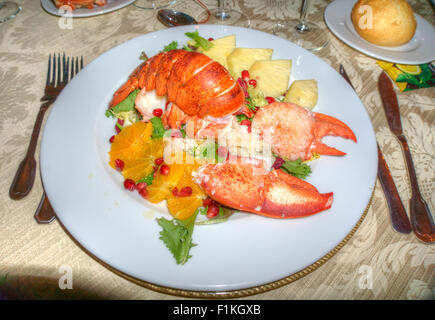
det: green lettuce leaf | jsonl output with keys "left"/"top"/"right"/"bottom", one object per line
{"left": 185, "top": 30, "right": 213, "bottom": 51}
{"left": 280, "top": 159, "right": 312, "bottom": 180}
{"left": 109, "top": 89, "right": 140, "bottom": 114}
{"left": 149, "top": 117, "right": 166, "bottom": 139}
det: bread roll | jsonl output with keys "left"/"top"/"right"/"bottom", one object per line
{"left": 351, "top": 0, "right": 416, "bottom": 47}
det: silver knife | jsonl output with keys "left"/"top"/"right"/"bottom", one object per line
{"left": 378, "top": 72, "right": 435, "bottom": 243}
{"left": 339, "top": 65, "right": 411, "bottom": 234}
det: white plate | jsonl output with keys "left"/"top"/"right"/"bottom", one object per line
{"left": 41, "top": 0, "right": 135, "bottom": 17}
{"left": 40, "top": 25, "right": 377, "bottom": 295}
{"left": 324, "top": 0, "right": 435, "bottom": 65}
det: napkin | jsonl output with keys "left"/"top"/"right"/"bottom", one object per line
{"left": 377, "top": 61, "right": 435, "bottom": 92}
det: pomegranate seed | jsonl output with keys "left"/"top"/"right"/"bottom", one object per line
{"left": 115, "top": 159, "right": 124, "bottom": 171}
{"left": 136, "top": 182, "right": 147, "bottom": 192}
{"left": 208, "top": 37, "right": 214, "bottom": 41}
{"left": 248, "top": 79, "right": 257, "bottom": 87}
{"left": 272, "top": 157, "right": 285, "bottom": 169}
{"left": 138, "top": 188, "right": 148, "bottom": 199}
{"left": 179, "top": 186, "right": 192, "bottom": 197}
{"left": 265, "top": 96, "right": 276, "bottom": 104}
{"left": 172, "top": 187, "right": 179, "bottom": 196}
{"left": 172, "top": 186, "right": 193, "bottom": 197}
{"left": 160, "top": 164, "right": 170, "bottom": 176}
{"left": 115, "top": 125, "right": 121, "bottom": 134}
{"left": 241, "top": 70, "right": 250, "bottom": 80}
{"left": 154, "top": 157, "right": 164, "bottom": 166}
{"left": 152, "top": 108, "right": 163, "bottom": 117}
{"left": 207, "top": 204, "right": 219, "bottom": 218}
{"left": 117, "top": 118, "right": 124, "bottom": 126}
{"left": 240, "top": 119, "right": 251, "bottom": 127}
{"left": 123, "top": 178, "right": 136, "bottom": 191}
{"left": 109, "top": 135, "right": 115, "bottom": 143}
{"left": 203, "top": 198, "right": 214, "bottom": 207}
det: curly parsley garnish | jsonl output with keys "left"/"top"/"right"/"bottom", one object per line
{"left": 162, "top": 41, "right": 179, "bottom": 52}
{"left": 156, "top": 210, "right": 199, "bottom": 265}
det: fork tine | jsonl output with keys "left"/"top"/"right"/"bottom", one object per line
{"left": 80, "top": 56, "right": 84, "bottom": 70}
{"left": 46, "top": 54, "right": 51, "bottom": 85}
{"left": 57, "top": 53, "right": 61, "bottom": 86}
{"left": 62, "top": 53, "right": 68, "bottom": 84}
{"left": 71, "top": 56, "right": 75, "bottom": 78}
{"left": 65, "top": 56, "right": 70, "bottom": 84}
{"left": 75, "top": 56, "right": 79, "bottom": 76}
{"left": 52, "top": 53, "right": 56, "bottom": 85}
{"left": 62, "top": 53, "right": 66, "bottom": 84}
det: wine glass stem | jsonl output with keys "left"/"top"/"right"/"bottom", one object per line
{"left": 296, "top": 0, "right": 310, "bottom": 33}
{"left": 215, "top": 0, "right": 231, "bottom": 20}
{"left": 218, "top": 0, "right": 226, "bottom": 11}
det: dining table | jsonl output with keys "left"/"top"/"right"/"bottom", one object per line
{"left": 0, "top": 0, "right": 434, "bottom": 300}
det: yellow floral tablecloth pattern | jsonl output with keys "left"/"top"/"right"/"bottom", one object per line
{"left": 0, "top": 0, "right": 433, "bottom": 299}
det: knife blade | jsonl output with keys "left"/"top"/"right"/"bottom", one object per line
{"left": 378, "top": 72, "right": 403, "bottom": 136}
{"left": 339, "top": 65, "right": 411, "bottom": 234}
{"left": 378, "top": 72, "right": 435, "bottom": 243}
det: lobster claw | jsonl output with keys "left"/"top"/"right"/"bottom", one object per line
{"left": 251, "top": 102, "right": 357, "bottom": 161}
{"left": 311, "top": 112, "right": 357, "bottom": 157}
{"left": 194, "top": 159, "right": 333, "bottom": 219}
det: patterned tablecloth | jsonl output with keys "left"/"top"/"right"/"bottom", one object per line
{"left": 0, "top": 0, "right": 434, "bottom": 299}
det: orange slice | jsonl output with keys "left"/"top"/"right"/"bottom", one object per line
{"left": 166, "top": 161, "right": 206, "bottom": 220}
{"left": 167, "top": 194, "right": 204, "bottom": 220}
{"left": 146, "top": 163, "right": 185, "bottom": 203}
{"left": 109, "top": 122, "right": 164, "bottom": 182}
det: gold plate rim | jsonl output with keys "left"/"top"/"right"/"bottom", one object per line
{"left": 55, "top": 188, "right": 374, "bottom": 299}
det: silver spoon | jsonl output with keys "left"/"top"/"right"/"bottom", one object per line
{"left": 157, "top": 9, "right": 198, "bottom": 27}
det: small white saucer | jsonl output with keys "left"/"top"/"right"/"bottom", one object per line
{"left": 324, "top": 0, "right": 435, "bottom": 64}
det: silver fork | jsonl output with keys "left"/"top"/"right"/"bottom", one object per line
{"left": 34, "top": 56, "right": 84, "bottom": 224}
{"left": 10, "top": 54, "right": 70, "bottom": 200}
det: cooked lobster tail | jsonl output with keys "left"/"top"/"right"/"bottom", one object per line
{"left": 109, "top": 50, "right": 244, "bottom": 119}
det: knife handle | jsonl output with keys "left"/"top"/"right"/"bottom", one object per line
{"left": 34, "top": 192, "right": 56, "bottom": 224}
{"left": 377, "top": 145, "right": 411, "bottom": 234}
{"left": 397, "top": 135, "right": 435, "bottom": 243}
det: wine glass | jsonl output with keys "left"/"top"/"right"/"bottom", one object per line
{"left": 197, "top": 0, "right": 250, "bottom": 27}
{"left": 273, "top": 0, "right": 328, "bottom": 51}
{"left": 133, "top": 0, "right": 176, "bottom": 10}
{"left": 0, "top": 1, "right": 21, "bottom": 23}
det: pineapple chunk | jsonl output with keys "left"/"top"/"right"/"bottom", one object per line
{"left": 249, "top": 60, "right": 292, "bottom": 98}
{"left": 284, "top": 80, "right": 318, "bottom": 110}
{"left": 198, "top": 35, "right": 236, "bottom": 68}
{"left": 227, "top": 48, "right": 273, "bottom": 78}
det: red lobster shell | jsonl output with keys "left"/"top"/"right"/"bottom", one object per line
{"left": 109, "top": 49, "right": 245, "bottom": 120}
